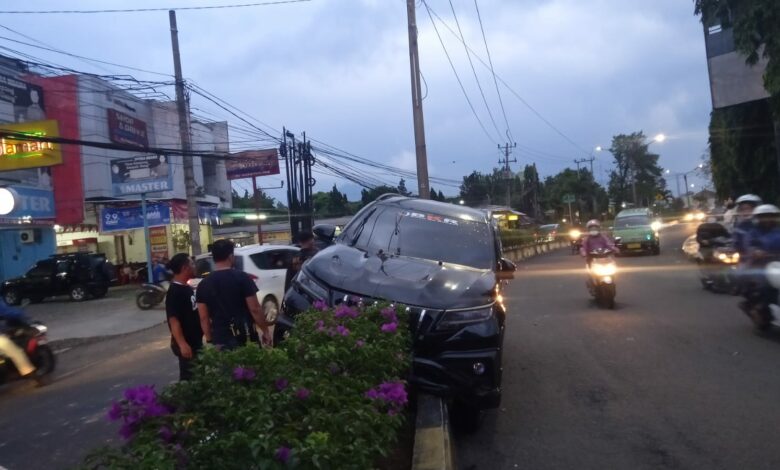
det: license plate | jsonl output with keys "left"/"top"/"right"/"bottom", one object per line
{"left": 627, "top": 243, "right": 641, "bottom": 249}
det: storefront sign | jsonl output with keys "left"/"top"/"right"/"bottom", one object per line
{"left": 110, "top": 155, "right": 172, "bottom": 196}
{"left": 225, "top": 149, "right": 280, "bottom": 179}
{"left": 0, "top": 186, "right": 55, "bottom": 220}
{"left": 100, "top": 203, "right": 171, "bottom": 233}
{"left": 107, "top": 108, "right": 149, "bottom": 147}
{"left": 149, "top": 226, "right": 169, "bottom": 260}
{"left": 0, "top": 120, "right": 62, "bottom": 171}
{"left": 0, "top": 73, "right": 46, "bottom": 122}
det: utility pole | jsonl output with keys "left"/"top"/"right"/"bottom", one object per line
{"left": 575, "top": 157, "right": 595, "bottom": 175}
{"left": 169, "top": 10, "right": 201, "bottom": 255}
{"left": 498, "top": 142, "right": 517, "bottom": 207}
{"left": 406, "top": 0, "right": 430, "bottom": 199}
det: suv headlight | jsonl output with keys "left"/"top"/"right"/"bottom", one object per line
{"left": 436, "top": 305, "right": 494, "bottom": 330}
{"left": 295, "top": 269, "right": 329, "bottom": 301}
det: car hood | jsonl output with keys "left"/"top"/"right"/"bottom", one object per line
{"left": 305, "top": 245, "right": 496, "bottom": 310}
{"left": 613, "top": 226, "right": 653, "bottom": 242}
{"left": 2, "top": 276, "right": 24, "bottom": 287}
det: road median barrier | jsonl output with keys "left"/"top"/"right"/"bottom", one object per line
{"left": 412, "top": 393, "right": 454, "bottom": 470}
{"left": 503, "top": 240, "right": 567, "bottom": 263}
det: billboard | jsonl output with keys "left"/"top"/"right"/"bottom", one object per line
{"left": 0, "top": 120, "right": 62, "bottom": 171}
{"left": 225, "top": 149, "right": 280, "bottom": 180}
{"left": 0, "top": 186, "right": 55, "bottom": 223}
{"left": 0, "top": 73, "right": 46, "bottom": 123}
{"left": 110, "top": 155, "right": 172, "bottom": 196}
{"left": 100, "top": 203, "right": 171, "bottom": 233}
{"left": 149, "top": 226, "right": 169, "bottom": 260}
{"left": 107, "top": 108, "right": 149, "bottom": 147}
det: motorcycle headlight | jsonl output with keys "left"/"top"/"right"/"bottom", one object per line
{"left": 436, "top": 305, "right": 494, "bottom": 330}
{"left": 650, "top": 221, "right": 662, "bottom": 232}
{"left": 715, "top": 249, "right": 739, "bottom": 264}
{"left": 569, "top": 229, "right": 581, "bottom": 240}
{"left": 592, "top": 263, "right": 617, "bottom": 276}
{"left": 295, "top": 269, "right": 329, "bottom": 301}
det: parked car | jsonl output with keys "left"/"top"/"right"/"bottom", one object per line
{"left": 1, "top": 253, "right": 112, "bottom": 305}
{"left": 278, "top": 195, "right": 516, "bottom": 426}
{"left": 612, "top": 208, "right": 660, "bottom": 255}
{"left": 189, "top": 244, "right": 300, "bottom": 322}
{"left": 537, "top": 223, "right": 561, "bottom": 242}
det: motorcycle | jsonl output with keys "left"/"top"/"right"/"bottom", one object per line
{"left": 569, "top": 228, "right": 583, "bottom": 255}
{"left": 698, "top": 236, "right": 739, "bottom": 294}
{"left": 0, "top": 317, "right": 55, "bottom": 387}
{"left": 136, "top": 282, "right": 168, "bottom": 310}
{"left": 586, "top": 248, "right": 617, "bottom": 309}
{"left": 742, "top": 260, "right": 780, "bottom": 331}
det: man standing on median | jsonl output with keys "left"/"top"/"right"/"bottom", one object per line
{"left": 196, "top": 239, "right": 272, "bottom": 350}
{"left": 165, "top": 253, "right": 202, "bottom": 381}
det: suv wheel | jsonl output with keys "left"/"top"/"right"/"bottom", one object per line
{"left": 3, "top": 290, "right": 20, "bottom": 306}
{"left": 69, "top": 285, "right": 88, "bottom": 302}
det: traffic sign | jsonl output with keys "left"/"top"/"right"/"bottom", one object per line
{"left": 563, "top": 194, "right": 575, "bottom": 204}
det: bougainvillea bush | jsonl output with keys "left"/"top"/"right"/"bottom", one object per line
{"left": 83, "top": 303, "right": 410, "bottom": 469}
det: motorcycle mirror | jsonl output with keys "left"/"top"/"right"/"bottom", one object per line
{"left": 497, "top": 258, "right": 516, "bottom": 280}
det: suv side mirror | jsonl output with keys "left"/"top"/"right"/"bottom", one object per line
{"left": 497, "top": 258, "right": 516, "bottom": 280}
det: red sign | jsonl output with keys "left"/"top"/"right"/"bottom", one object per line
{"left": 107, "top": 108, "right": 148, "bottom": 147}
{"left": 149, "top": 226, "right": 169, "bottom": 261}
{"left": 225, "top": 149, "right": 280, "bottom": 180}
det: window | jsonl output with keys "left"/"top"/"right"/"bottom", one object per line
{"left": 56, "top": 260, "right": 71, "bottom": 274}
{"left": 250, "top": 249, "right": 297, "bottom": 270}
{"left": 615, "top": 216, "right": 650, "bottom": 228}
{"left": 27, "top": 260, "right": 56, "bottom": 277}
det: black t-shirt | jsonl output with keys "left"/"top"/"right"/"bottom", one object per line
{"left": 165, "top": 282, "right": 203, "bottom": 351}
{"left": 195, "top": 269, "right": 259, "bottom": 335}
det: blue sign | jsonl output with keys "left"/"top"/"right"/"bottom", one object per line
{"left": 111, "top": 155, "right": 173, "bottom": 196}
{"left": 101, "top": 203, "right": 171, "bottom": 233}
{"left": 198, "top": 206, "right": 220, "bottom": 225}
{"left": 4, "top": 186, "right": 55, "bottom": 220}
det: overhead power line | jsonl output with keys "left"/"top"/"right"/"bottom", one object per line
{"left": 0, "top": 0, "right": 312, "bottom": 14}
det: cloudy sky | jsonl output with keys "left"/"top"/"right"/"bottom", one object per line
{"left": 1, "top": 0, "right": 713, "bottom": 201}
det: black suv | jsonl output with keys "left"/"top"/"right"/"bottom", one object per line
{"left": 278, "top": 195, "right": 515, "bottom": 418}
{"left": 2, "top": 253, "right": 112, "bottom": 305}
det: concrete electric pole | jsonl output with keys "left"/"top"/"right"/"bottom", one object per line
{"left": 406, "top": 0, "right": 430, "bottom": 199}
{"left": 499, "top": 142, "right": 517, "bottom": 207}
{"left": 169, "top": 10, "right": 201, "bottom": 255}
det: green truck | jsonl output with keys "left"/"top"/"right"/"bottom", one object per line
{"left": 612, "top": 208, "right": 660, "bottom": 255}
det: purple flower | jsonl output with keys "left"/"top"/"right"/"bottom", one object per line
{"left": 107, "top": 402, "right": 123, "bottom": 422}
{"left": 381, "top": 322, "right": 398, "bottom": 333}
{"left": 312, "top": 299, "right": 328, "bottom": 311}
{"left": 315, "top": 320, "right": 326, "bottom": 332}
{"left": 335, "top": 325, "right": 350, "bottom": 336}
{"left": 158, "top": 425, "right": 174, "bottom": 443}
{"left": 295, "top": 388, "right": 311, "bottom": 400}
{"left": 232, "top": 366, "right": 257, "bottom": 382}
{"left": 275, "top": 446, "right": 291, "bottom": 463}
{"left": 119, "top": 423, "right": 136, "bottom": 440}
{"left": 275, "top": 378, "right": 289, "bottom": 392}
{"left": 145, "top": 402, "right": 171, "bottom": 417}
{"left": 355, "top": 339, "right": 365, "bottom": 349}
{"left": 365, "top": 381, "right": 408, "bottom": 414}
{"left": 334, "top": 304, "right": 359, "bottom": 319}
{"left": 380, "top": 307, "right": 397, "bottom": 322}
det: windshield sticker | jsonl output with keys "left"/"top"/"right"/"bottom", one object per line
{"left": 402, "top": 211, "right": 459, "bottom": 226}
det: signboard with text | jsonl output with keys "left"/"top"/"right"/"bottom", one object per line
{"left": 0, "top": 73, "right": 46, "bottom": 123}
{"left": 111, "top": 155, "right": 172, "bottom": 196}
{"left": 107, "top": 108, "right": 149, "bottom": 147}
{"left": 100, "top": 203, "right": 171, "bottom": 233}
{"left": 225, "top": 149, "right": 280, "bottom": 180}
{"left": 149, "top": 226, "right": 169, "bottom": 260}
{"left": 0, "top": 120, "right": 62, "bottom": 171}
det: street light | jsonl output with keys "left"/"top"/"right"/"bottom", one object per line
{"left": 459, "top": 199, "right": 465, "bottom": 205}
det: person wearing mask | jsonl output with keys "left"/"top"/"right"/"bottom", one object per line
{"left": 0, "top": 299, "right": 35, "bottom": 376}
{"left": 732, "top": 194, "right": 762, "bottom": 256}
{"left": 196, "top": 239, "right": 272, "bottom": 350}
{"left": 741, "top": 204, "right": 780, "bottom": 318}
{"left": 165, "top": 253, "right": 202, "bottom": 381}
{"left": 580, "top": 219, "right": 616, "bottom": 261}
{"left": 285, "top": 231, "right": 319, "bottom": 293}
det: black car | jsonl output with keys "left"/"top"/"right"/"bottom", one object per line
{"left": 2, "top": 253, "right": 112, "bottom": 305}
{"left": 278, "top": 195, "right": 515, "bottom": 422}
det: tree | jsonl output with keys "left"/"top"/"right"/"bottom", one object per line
{"left": 397, "top": 178, "right": 411, "bottom": 196}
{"left": 231, "top": 187, "right": 275, "bottom": 210}
{"left": 541, "top": 168, "right": 607, "bottom": 222}
{"left": 519, "top": 164, "right": 542, "bottom": 218}
{"left": 438, "top": 190, "right": 445, "bottom": 201}
{"left": 360, "top": 185, "right": 398, "bottom": 208}
{"left": 313, "top": 184, "right": 350, "bottom": 217}
{"left": 607, "top": 132, "right": 667, "bottom": 209}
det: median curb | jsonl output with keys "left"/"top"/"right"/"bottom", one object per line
{"left": 412, "top": 394, "right": 454, "bottom": 470}
{"left": 504, "top": 240, "right": 567, "bottom": 263}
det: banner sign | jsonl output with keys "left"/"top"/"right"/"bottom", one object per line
{"left": 0, "top": 186, "right": 55, "bottom": 222}
{"left": 0, "top": 120, "right": 62, "bottom": 171}
{"left": 225, "top": 149, "right": 280, "bottom": 180}
{"left": 149, "top": 226, "right": 169, "bottom": 260}
{"left": 0, "top": 73, "right": 46, "bottom": 122}
{"left": 111, "top": 155, "right": 172, "bottom": 196}
{"left": 107, "top": 108, "right": 149, "bottom": 147}
{"left": 100, "top": 203, "right": 171, "bottom": 233}
{"left": 170, "top": 200, "right": 221, "bottom": 226}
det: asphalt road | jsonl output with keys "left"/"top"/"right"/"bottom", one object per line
{"left": 456, "top": 223, "right": 780, "bottom": 470}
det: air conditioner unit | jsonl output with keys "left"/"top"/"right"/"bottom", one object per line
{"left": 19, "top": 229, "right": 36, "bottom": 244}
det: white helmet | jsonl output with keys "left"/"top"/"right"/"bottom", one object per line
{"left": 735, "top": 194, "right": 762, "bottom": 205}
{"left": 752, "top": 204, "right": 780, "bottom": 216}
{"left": 586, "top": 219, "right": 601, "bottom": 229}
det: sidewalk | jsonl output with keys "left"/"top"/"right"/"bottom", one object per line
{"left": 24, "top": 285, "right": 166, "bottom": 344}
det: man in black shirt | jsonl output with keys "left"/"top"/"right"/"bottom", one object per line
{"left": 165, "top": 253, "right": 202, "bottom": 381}
{"left": 196, "top": 239, "right": 272, "bottom": 349}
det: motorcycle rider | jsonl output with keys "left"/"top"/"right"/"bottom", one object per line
{"left": 0, "top": 298, "right": 35, "bottom": 376}
{"left": 732, "top": 194, "right": 762, "bottom": 255}
{"left": 580, "top": 219, "right": 616, "bottom": 262}
{"left": 741, "top": 204, "right": 780, "bottom": 319}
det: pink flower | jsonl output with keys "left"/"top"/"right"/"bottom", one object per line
{"left": 334, "top": 304, "right": 359, "bottom": 319}
{"left": 315, "top": 320, "right": 326, "bottom": 332}
{"left": 107, "top": 402, "right": 122, "bottom": 422}
{"left": 312, "top": 299, "right": 328, "bottom": 311}
{"left": 381, "top": 322, "right": 398, "bottom": 333}
{"left": 380, "top": 307, "right": 397, "bottom": 322}
{"left": 295, "top": 388, "right": 311, "bottom": 400}
{"left": 336, "top": 325, "right": 350, "bottom": 336}
{"left": 355, "top": 339, "right": 365, "bottom": 348}
{"left": 275, "top": 378, "right": 289, "bottom": 392}
{"left": 232, "top": 366, "right": 257, "bottom": 382}
{"left": 275, "top": 446, "right": 291, "bottom": 463}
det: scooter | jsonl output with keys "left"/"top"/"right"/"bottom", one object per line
{"left": 742, "top": 260, "right": 780, "bottom": 331}
{"left": 569, "top": 228, "right": 583, "bottom": 255}
{"left": 698, "top": 236, "right": 739, "bottom": 294}
{"left": 0, "top": 317, "right": 55, "bottom": 387}
{"left": 586, "top": 248, "right": 617, "bottom": 309}
{"left": 136, "top": 282, "right": 167, "bottom": 310}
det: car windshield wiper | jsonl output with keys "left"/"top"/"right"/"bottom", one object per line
{"left": 388, "top": 212, "right": 403, "bottom": 255}
{"left": 349, "top": 208, "right": 377, "bottom": 246}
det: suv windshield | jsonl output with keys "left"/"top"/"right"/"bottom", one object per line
{"left": 615, "top": 216, "right": 650, "bottom": 228}
{"left": 349, "top": 206, "right": 495, "bottom": 269}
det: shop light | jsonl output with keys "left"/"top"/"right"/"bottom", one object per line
{"left": 245, "top": 214, "right": 267, "bottom": 221}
